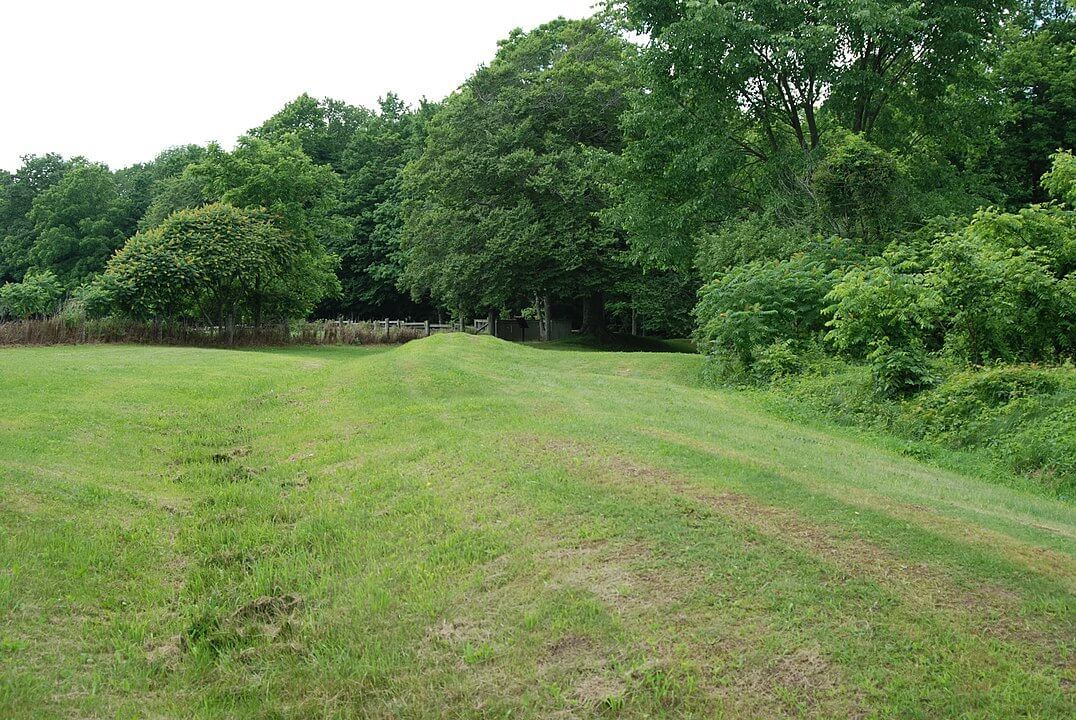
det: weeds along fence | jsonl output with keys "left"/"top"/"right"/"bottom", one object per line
{"left": 0, "top": 318, "right": 437, "bottom": 348}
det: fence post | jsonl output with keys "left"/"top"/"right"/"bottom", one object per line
{"left": 424, "top": 320, "right": 430, "bottom": 336}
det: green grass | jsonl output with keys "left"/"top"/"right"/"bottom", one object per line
{"left": 0, "top": 334, "right": 1072, "bottom": 718}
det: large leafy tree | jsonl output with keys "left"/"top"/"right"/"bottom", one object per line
{"left": 141, "top": 135, "right": 344, "bottom": 265}
{"left": 322, "top": 94, "right": 437, "bottom": 318}
{"left": 251, "top": 94, "right": 370, "bottom": 171}
{"left": 612, "top": 0, "right": 1016, "bottom": 269}
{"left": 0, "top": 154, "right": 73, "bottom": 283}
{"left": 116, "top": 144, "right": 209, "bottom": 230}
{"left": 990, "top": 10, "right": 1076, "bottom": 204}
{"left": 27, "top": 162, "right": 135, "bottom": 286}
{"left": 105, "top": 203, "right": 337, "bottom": 329}
{"left": 400, "top": 17, "right": 637, "bottom": 332}
{"left": 196, "top": 135, "right": 348, "bottom": 247}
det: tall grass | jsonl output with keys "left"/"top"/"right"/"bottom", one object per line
{"left": 0, "top": 317, "right": 425, "bottom": 348}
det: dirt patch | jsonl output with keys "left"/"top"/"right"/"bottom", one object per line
{"left": 723, "top": 645, "right": 864, "bottom": 719}
{"left": 145, "top": 635, "right": 184, "bottom": 666}
{"left": 575, "top": 672, "right": 627, "bottom": 708}
{"left": 211, "top": 446, "right": 250, "bottom": 464}
{"left": 425, "top": 617, "right": 487, "bottom": 647}
{"left": 541, "top": 539, "right": 660, "bottom": 611}
{"left": 233, "top": 593, "right": 303, "bottom": 621}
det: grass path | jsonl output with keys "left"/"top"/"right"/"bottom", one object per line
{"left": 0, "top": 335, "right": 1072, "bottom": 718}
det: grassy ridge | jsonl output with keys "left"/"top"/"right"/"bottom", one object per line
{"left": 0, "top": 335, "right": 1073, "bottom": 718}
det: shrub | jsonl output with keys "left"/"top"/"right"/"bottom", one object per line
{"left": 1041, "top": 149, "right": 1076, "bottom": 207}
{"left": 814, "top": 134, "right": 902, "bottom": 247}
{"left": 0, "top": 271, "right": 64, "bottom": 319}
{"left": 694, "top": 242, "right": 850, "bottom": 374}
{"left": 71, "top": 280, "right": 116, "bottom": 319}
{"left": 931, "top": 214, "right": 1075, "bottom": 362}
{"left": 867, "top": 340, "right": 936, "bottom": 397}
{"left": 752, "top": 340, "right": 804, "bottom": 382}
{"left": 104, "top": 203, "right": 340, "bottom": 328}
{"left": 826, "top": 202, "right": 1075, "bottom": 371}
{"left": 825, "top": 247, "right": 941, "bottom": 357}
{"left": 901, "top": 364, "right": 1076, "bottom": 494}
{"left": 695, "top": 211, "right": 809, "bottom": 279}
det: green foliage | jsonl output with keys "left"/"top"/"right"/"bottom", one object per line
{"left": 400, "top": 17, "right": 637, "bottom": 321}
{"left": 814, "top": 134, "right": 903, "bottom": 246}
{"left": 827, "top": 185, "right": 1076, "bottom": 371}
{"left": 0, "top": 154, "right": 73, "bottom": 283}
{"left": 103, "top": 224, "right": 200, "bottom": 322}
{"left": 27, "top": 162, "right": 134, "bottom": 287}
{"left": 607, "top": 267, "right": 699, "bottom": 337}
{"left": 901, "top": 363, "right": 1076, "bottom": 490}
{"left": 613, "top": 0, "right": 1014, "bottom": 268}
{"left": 931, "top": 221, "right": 1074, "bottom": 361}
{"left": 1041, "top": 148, "right": 1076, "bottom": 207}
{"left": 251, "top": 93, "right": 370, "bottom": 170}
{"left": 123, "top": 145, "right": 209, "bottom": 231}
{"left": 751, "top": 339, "right": 806, "bottom": 382}
{"left": 327, "top": 95, "right": 437, "bottom": 318}
{"left": 142, "top": 136, "right": 347, "bottom": 248}
{"left": 990, "top": 16, "right": 1076, "bottom": 204}
{"left": 0, "top": 270, "right": 64, "bottom": 319}
{"left": 695, "top": 212, "right": 810, "bottom": 279}
{"left": 104, "top": 203, "right": 338, "bottom": 324}
{"left": 867, "top": 340, "right": 937, "bottom": 397}
{"left": 69, "top": 281, "right": 115, "bottom": 320}
{"left": 199, "top": 136, "right": 347, "bottom": 247}
{"left": 825, "top": 248, "right": 942, "bottom": 357}
{"left": 694, "top": 244, "right": 845, "bottom": 374}
{"left": 757, "top": 354, "right": 1076, "bottom": 494}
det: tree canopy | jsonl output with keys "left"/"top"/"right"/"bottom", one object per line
{"left": 0, "top": 1, "right": 1071, "bottom": 354}
{"left": 399, "top": 17, "right": 638, "bottom": 329}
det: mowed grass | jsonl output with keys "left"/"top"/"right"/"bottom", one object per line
{"left": 0, "top": 335, "right": 1073, "bottom": 719}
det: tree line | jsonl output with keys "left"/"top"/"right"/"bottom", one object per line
{"left": 1, "top": 0, "right": 1073, "bottom": 371}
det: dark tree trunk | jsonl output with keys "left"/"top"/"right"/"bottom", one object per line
{"left": 542, "top": 295, "right": 551, "bottom": 341}
{"left": 580, "top": 291, "right": 611, "bottom": 342}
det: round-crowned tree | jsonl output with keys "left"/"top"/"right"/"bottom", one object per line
{"left": 104, "top": 203, "right": 338, "bottom": 331}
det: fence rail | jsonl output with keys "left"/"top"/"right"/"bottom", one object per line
{"left": 0, "top": 318, "right": 436, "bottom": 348}
{"left": 0, "top": 316, "right": 575, "bottom": 347}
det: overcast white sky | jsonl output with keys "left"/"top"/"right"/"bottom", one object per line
{"left": 1, "top": 0, "right": 600, "bottom": 172}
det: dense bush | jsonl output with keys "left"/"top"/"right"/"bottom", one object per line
{"left": 901, "top": 365, "right": 1076, "bottom": 494}
{"left": 694, "top": 238, "right": 859, "bottom": 378}
{"left": 813, "top": 134, "right": 903, "bottom": 247}
{"left": 694, "top": 253, "right": 833, "bottom": 374}
{"left": 0, "top": 270, "right": 64, "bottom": 319}
{"left": 1041, "top": 149, "right": 1076, "bottom": 207}
{"left": 695, "top": 212, "right": 809, "bottom": 279}
{"left": 102, "top": 203, "right": 340, "bottom": 329}
{"left": 824, "top": 247, "right": 940, "bottom": 358}
{"left": 931, "top": 224, "right": 1074, "bottom": 361}
{"left": 826, "top": 155, "right": 1075, "bottom": 372}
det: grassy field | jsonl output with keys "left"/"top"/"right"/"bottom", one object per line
{"left": 1, "top": 335, "right": 1073, "bottom": 718}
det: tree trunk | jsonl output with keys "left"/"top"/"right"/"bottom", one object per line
{"left": 542, "top": 295, "right": 551, "bottom": 341}
{"left": 580, "top": 291, "right": 611, "bottom": 341}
